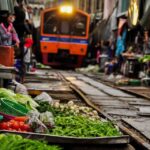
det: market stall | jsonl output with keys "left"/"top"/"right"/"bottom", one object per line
{"left": 0, "top": 88, "right": 131, "bottom": 150}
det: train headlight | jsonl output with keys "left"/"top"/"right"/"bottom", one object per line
{"left": 60, "top": 5, "right": 73, "bottom": 14}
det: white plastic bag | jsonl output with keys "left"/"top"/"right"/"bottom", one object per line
{"left": 34, "top": 92, "right": 53, "bottom": 104}
{"left": 12, "top": 80, "right": 28, "bottom": 95}
{"left": 27, "top": 111, "right": 49, "bottom": 133}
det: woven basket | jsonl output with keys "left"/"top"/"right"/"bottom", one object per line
{"left": 0, "top": 98, "right": 29, "bottom": 116}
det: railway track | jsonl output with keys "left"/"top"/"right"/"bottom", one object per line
{"left": 59, "top": 71, "right": 150, "bottom": 150}
{"left": 23, "top": 69, "right": 150, "bottom": 150}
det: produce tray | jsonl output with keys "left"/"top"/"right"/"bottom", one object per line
{"left": 0, "top": 130, "right": 129, "bottom": 145}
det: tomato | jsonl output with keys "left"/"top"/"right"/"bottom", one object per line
{"left": 17, "top": 128, "right": 22, "bottom": 132}
{"left": 9, "top": 120, "right": 16, "bottom": 124}
{"left": 22, "top": 124, "right": 30, "bottom": 131}
{"left": 19, "top": 122, "right": 25, "bottom": 130}
{"left": 12, "top": 121, "right": 19, "bottom": 130}
{"left": 1, "top": 122, "right": 9, "bottom": 130}
{"left": 7, "top": 122, "right": 13, "bottom": 128}
{"left": 0, "top": 123, "right": 3, "bottom": 129}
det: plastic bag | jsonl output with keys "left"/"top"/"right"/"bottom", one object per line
{"left": 27, "top": 111, "right": 49, "bottom": 133}
{"left": 34, "top": 92, "right": 53, "bottom": 104}
{"left": 12, "top": 80, "right": 28, "bottom": 95}
{"left": 39, "top": 111, "right": 55, "bottom": 128}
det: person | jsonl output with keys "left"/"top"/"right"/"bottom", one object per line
{"left": 95, "top": 42, "right": 101, "bottom": 64}
{"left": 14, "top": 0, "right": 31, "bottom": 82}
{"left": 0, "top": 10, "right": 19, "bottom": 46}
{"left": 99, "top": 41, "right": 110, "bottom": 71}
{"left": 23, "top": 35, "right": 33, "bottom": 72}
{"left": 104, "top": 57, "right": 118, "bottom": 75}
{"left": 0, "top": 10, "right": 20, "bottom": 87}
{"left": 14, "top": 0, "right": 29, "bottom": 39}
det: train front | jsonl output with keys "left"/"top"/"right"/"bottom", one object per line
{"left": 40, "top": 5, "right": 90, "bottom": 68}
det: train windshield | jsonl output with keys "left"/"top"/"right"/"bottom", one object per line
{"left": 43, "top": 10, "right": 59, "bottom": 34}
{"left": 43, "top": 10, "right": 87, "bottom": 37}
{"left": 71, "top": 12, "right": 87, "bottom": 36}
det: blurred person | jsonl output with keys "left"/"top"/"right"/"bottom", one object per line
{"left": 23, "top": 35, "right": 33, "bottom": 72}
{"left": 104, "top": 57, "right": 118, "bottom": 75}
{"left": 14, "top": 0, "right": 26, "bottom": 39}
{"left": 14, "top": 0, "right": 31, "bottom": 82}
{"left": 95, "top": 41, "right": 101, "bottom": 64}
{"left": 0, "top": 10, "right": 20, "bottom": 87}
{"left": 99, "top": 41, "right": 110, "bottom": 71}
{"left": 0, "top": 10, "right": 19, "bottom": 46}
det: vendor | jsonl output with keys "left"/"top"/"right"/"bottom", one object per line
{"left": 0, "top": 10, "right": 20, "bottom": 46}
{"left": 0, "top": 10, "right": 20, "bottom": 87}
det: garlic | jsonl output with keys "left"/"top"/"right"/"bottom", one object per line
{"left": 68, "top": 101, "right": 74, "bottom": 107}
{"left": 93, "top": 110, "right": 98, "bottom": 115}
{"left": 54, "top": 102, "right": 60, "bottom": 108}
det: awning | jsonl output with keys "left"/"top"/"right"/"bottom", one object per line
{"left": 91, "top": 4, "right": 117, "bottom": 42}
{"left": 140, "top": 6, "right": 150, "bottom": 30}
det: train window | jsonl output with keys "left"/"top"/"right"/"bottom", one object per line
{"left": 43, "top": 10, "right": 59, "bottom": 34}
{"left": 60, "top": 21, "right": 70, "bottom": 35}
{"left": 71, "top": 13, "right": 87, "bottom": 37}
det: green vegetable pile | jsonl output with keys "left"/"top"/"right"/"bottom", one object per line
{"left": 0, "top": 88, "right": 39, "bottom": 111}
{"left": 138, "top": 55, "right": 150, "bottom": 63}
{"left": 51, "top": 115, "right": 121, "bottom": 137}
{"left": 0, "top": 134, "right": 61, "bottom": 150}
{"left": 37, "top": 102, "right": 122, "bottom": 137}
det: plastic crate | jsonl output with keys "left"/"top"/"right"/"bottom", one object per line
{"left": 0, "top": 46, "right": 14, "bottom": 66}
{"left": 129, "top": 79, "right": 141, "bottom": 86}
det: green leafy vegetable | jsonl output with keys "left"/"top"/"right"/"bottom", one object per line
{"left": 0, "top": 88, "right": 17, "bottom": 102}
{"left": 0, "top": 134, "right": 62, "bottom": 150}
{"left": 14, "top": 94, "right": 39, "bottom": 111}
{"left": 51, "top": 115, "right": 122, "bottom": 137}
{"left": 37, "top": 101, "right": 122, "bottom": 138}
{"left": 0, "top": 88, "right": 39, "bottom": 111}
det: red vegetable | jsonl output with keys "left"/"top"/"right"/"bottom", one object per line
{"left": 0, "top": 119, "right": 31, "bottom": 132}
{"left": 14, "top": 116, "right": 28, "bottom": 122}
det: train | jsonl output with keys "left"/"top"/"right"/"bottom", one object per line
{"left": 40, "top": 5, "right": 90, "bottom": 68}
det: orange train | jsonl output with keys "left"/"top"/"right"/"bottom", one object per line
{"left": 40, "top": 5, "right": 90, "bottom": 68}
